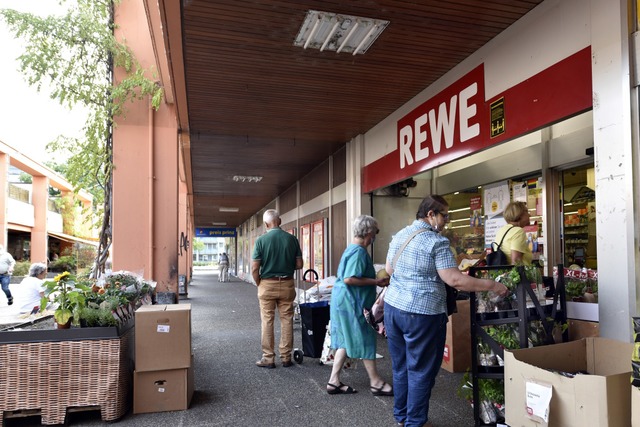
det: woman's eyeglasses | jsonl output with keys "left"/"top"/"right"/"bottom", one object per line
{"left": 435, "top": 211, "right": 450, "bottom": 221}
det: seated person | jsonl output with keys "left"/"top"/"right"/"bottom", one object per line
{"left": 9, "top": 262, "right": 48, "bottom": 314}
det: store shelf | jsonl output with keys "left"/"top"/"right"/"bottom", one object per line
{"left": 468, "top": 265, "right": 567, "bottom": 427}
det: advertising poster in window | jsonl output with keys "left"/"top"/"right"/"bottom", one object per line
{"left": 470, "top": 195, "right": 483, "bottom": 228}
{"left": 484, "top": 216, "right": 507, "bottom": 248}
{"left": 311, "top": 220, "right": 326, "bottom": 279}
{"left": 483, "top": 180, "right": 509, "bottom": 218}
{"left": 300, "top": 224, "right": 311, "bottom": 271}
{"left": 512, "top": 181, "right": 527, "bottom": 202}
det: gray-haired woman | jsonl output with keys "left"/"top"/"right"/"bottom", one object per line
{"left": 9, "top": 262, "right": 48, "bottom": 314}
{"left": 326, "top": 215, "right": 392, "bottom": 396}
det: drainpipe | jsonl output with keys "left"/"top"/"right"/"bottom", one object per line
{"left": 148, "top": 99, "right": 155, "bottom": 280}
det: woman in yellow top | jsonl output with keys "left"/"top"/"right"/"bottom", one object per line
{"left": 495, "top": 201, "right": 532, "bottom": 265}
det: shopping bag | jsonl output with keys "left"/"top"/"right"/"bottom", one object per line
{"left": 363, "top": 288, "right": 386, "bottom": 336}
{"left": 299, "top": 300, "right": 330, "bottom": 358}
{"left": 320, "top": 320, "right": 353, "bottom": 368}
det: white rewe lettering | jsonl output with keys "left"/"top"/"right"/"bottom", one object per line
{"left": 459, "top": 83, "right": 479, "bottom": 142}
{"left": 399, "top": 125, "right": 413, "bottom": 168}
{"left": 414, "top": 114, "right": 429, "bottom": 162}
{"left": 428, "top": 95, "right": 457, "bottom": 155}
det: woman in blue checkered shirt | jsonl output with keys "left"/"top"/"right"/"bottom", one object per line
{"left": 384, "top": 195, "right": 508, "bottom": 427}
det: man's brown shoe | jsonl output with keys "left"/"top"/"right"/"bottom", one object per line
{"left": 256, "top": 359, "right": 276, "bottom": 369}
{"left": 282, "top": 360, "right": 294, "bottom": 367}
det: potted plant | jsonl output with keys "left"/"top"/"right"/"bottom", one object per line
{"left": 81, "top": 271, "right": 153, "bottom": 327}
{"left": 40, "top": 272, "right": 90, "bottom": 328}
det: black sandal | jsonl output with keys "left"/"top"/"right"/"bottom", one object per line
{"left": 327, "top": 382, "right": 357, "bottom": 395}
{"left": 370, "top": 382, "right": 394, "bottom": 396}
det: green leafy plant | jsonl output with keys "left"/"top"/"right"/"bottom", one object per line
{"left": 13, "top": 261, "right": 30, "bottom": 277}
{"left": 457, "top": 371, "right": 505, "bottom": 405}
{"left": 457, "top": 371, "right": 474, "bottom": 401}
{"left": 80, "top": 302, "right": 119, "bottom": 327}
{"left": 565, "top": 279, "right": 585, "bottom": 299}
{"left": 49, "top": 255, "right": 77, "bottom": 274}
{"left": 480, "top": 378, "right": 505, "bottom": 406}
{"left": 486, "top": 324, "right": 520, "bottom": 350}
{"left": 81, "top": 271, "right": 154, "bottom": 327}
{"left": 40, "top": 272, "right": 90, "bottom": 326}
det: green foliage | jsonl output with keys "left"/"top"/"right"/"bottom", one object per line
{"left": 40, "top": 272, "right": 90, "bottom": 326}
{"left": 13, "top": 261, "right": 30, "bottom": 277}
{"left": 479, "top": 379, "right": 505, "bottom": 405}
{"left": 192, "top": 238, "right": 205, "bottom": 252}
{"left": 49, "top": 255, "right": 77, "bottom": 274}
{"left": 486, "top": 324, "right": 520, "bottom": 350}
{"left": 82, "top": 271, "right": 153, "bottom": 326}
{"left": 18, "top": 172, "right": 32, "bottom": 183}
{"left": 457, "top": 371, "right": 505, "bottom": 405}
{"left": 1, "top": 0, "right": 164, "bottom": 276}
{"left": 565, "top": 279, "right": 585, "bottom": 299}
{"left": 79, "top": 303, "right": 118, "bottom": 327}
{"left": 193, "top": 261, "right": 214, "bottom": 266}
{"left": 457, "top": 371, "right": 474, "bottom": 401}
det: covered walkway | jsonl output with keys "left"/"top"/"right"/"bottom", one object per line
{"left": 4, "top": 270, "right": 473, "bottom": 426}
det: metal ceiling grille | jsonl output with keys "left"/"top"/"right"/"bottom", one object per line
{"left": 294, "top": 10, "right": 390, "bottom": 55}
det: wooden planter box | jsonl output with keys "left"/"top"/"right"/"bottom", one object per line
{"left": 0, "top": 319, "right": 134, "bottom": 425}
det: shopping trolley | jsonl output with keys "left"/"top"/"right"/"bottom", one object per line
{"left": 293, "top": 269, "right": 330, "bottom": 364}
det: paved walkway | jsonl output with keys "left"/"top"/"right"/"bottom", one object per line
{"left": 2, "top": 269, "right": 474, "bottom": 426}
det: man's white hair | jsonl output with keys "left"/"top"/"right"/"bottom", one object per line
{"left": 263, "top": 209, "right": 280, "bottom": 225}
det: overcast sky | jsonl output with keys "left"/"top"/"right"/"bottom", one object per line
{"left": 0, "top": 0, "right": 85, "bottom": 164}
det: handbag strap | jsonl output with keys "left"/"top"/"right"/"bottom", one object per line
{"left": 392, "top": 227, "right": 429, "bottom": 269}
{"left": 494, "top": 225, "right": 515, "bottom": 250}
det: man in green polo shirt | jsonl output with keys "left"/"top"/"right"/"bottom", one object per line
{"left": 252, "top": 209, "right": 303, "bottom": 368}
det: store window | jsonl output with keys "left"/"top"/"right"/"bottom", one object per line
{"left": 443, "top": 175, "right": 545, "bottom": 266}
{"left": 561, "top": 166, "right": 596, "bottom": 269}
{"left": 299, "top": 220, "right": 327, "bottom": 279}
{"left": 442, "top": 188, "right": 485, "bottom": 263}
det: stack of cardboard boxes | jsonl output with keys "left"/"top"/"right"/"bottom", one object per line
{"left": 133, "top": 304, "right": 194, "bottom": 414}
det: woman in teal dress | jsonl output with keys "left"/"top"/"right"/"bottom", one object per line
{"left": 326, "top": 215, "right": 393, "bottom": 396}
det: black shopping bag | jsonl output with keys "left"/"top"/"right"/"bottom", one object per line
{"left": 299, "top": 301, "right": 330, "bottom": 358}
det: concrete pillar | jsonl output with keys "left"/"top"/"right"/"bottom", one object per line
{"left": 112, "top": 0, "right": 180, "bottom": 294}
{"left": 31, "top": 175, "right": 48, "bottom": 263}
{"left": 590, "top": 0, "right": 636, "bottom": 340}
{"left": 0, "top": 153, "right": 8, "bottom": 247}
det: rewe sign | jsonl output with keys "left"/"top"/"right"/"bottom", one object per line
{"left": 361, "top": 48, "right": 591, "bottom": 193}
{"left": 398, "top": 66, "right": 484, "bottom": 170}
{"left": 362, "top": 65, "right": 487, "bottom": 192}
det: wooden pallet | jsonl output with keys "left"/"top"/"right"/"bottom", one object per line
{"left": 0, "top": 329, "right": 133, "bottom": 425}
{"left": 3, "top": 405, "right": 101, "bottom": 419}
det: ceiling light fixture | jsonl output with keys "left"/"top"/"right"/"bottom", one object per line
{"left": 233, "top": 175, "right": 263, "bottom": 183}
{"left": 294, "top": 10, "right": 389, "bottom": 55}
{"left": 211, "top": 222, "right": 227, "bottom": 226}
{"left": 219, "top": 207, "right": 239, "bottom": 212}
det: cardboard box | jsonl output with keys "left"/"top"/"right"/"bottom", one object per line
{"left": 135, "top": 304, "right": 192, "bottom": 371}
{"left": 568, "top": 319, "right": 599, "bottom": 341}
{"left": 632, "top": 386, "right": 640, "bottom": 427}
{"left": 441, "top": 300, "right": 471, "bottom": 373}
{"left": 133, "top": 364, "right": 194, "bottom": 414}
{"left": 504, "top": 337, "right": 634, "bottom": 427}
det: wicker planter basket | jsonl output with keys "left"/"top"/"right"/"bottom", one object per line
{"left": 0, "top": 322, "right": 134, "bottom": 425}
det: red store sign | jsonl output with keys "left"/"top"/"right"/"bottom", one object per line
{"left": 362, "top": 47, "right": 592, "bottom": 193}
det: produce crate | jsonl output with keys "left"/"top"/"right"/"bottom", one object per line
{"left": 0, "top": 327, "right": 133, "bottom": 425}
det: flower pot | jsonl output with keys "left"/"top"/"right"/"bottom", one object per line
{"left": 56, "top": 320, "right": 72, "bottom": 329}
